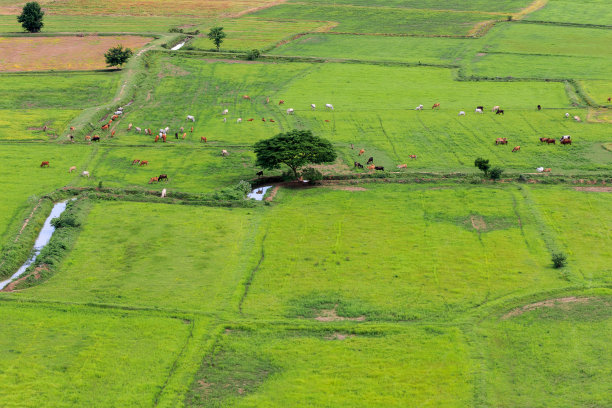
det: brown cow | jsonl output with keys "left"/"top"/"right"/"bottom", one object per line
{"left": 432, "top": 103, "right": 440, "bottom": 109}
{"left": 40, "top": 161, "right": 50, "bottom": 167}
{"left": 70, "top": 126, "right": 75, "bottom": 131}
{"left": 132, "top": 159, "right": 140, "bottom": 165}
{"left": 546, "top": 138, "right": 556, "bottom": 144}
{"left": 111, "top": 115, "right": 118, "bottom": 120}
{"left": 243, "top": 95, "right": 251, "bottom": 100}
{"left": 262, "top": 118, "right": 266, "bottom": 122}
{"left": 139, "top": 160, "right": 148, "bottom": 166}
{"left": 540, "top": 137, "right": 549, "bottom": 143}
{"left": 191, "top": 126, "right": 194, "bottom": 132}
{"left": 149, "top": 176, "right": 158, "bottom": 184}
{"left": 279, "top": 100, "right": 285, "bottom": 105}
{"left": 269, "top": 119, "right": 275, "bottom": 122}
{"left": 182, "top": 133, "right": 186, "bottom": 139}
{"left": 101, "top": 124, "right": 109, "bottom": 130}
{"left": 158, "top": 174, "right": 168, "bottom": 182}
{"left": 69, "top": 166, "right": 76, "bottom": 173}
{"left": 85, "top": 135, "right": 91, "bottom": 141}
{"left": 358, "top": 149, "right": 365, "bottom": 156}
{"left": 512, "top": 146, "right": 521, "bottom": 152}
{"left": 162, "top": 134, "right": 167, "bottom": 142}
{"left": 561, "top": 139, "right": 572, "bottom": 145}
{"left": 495, "top": 138, "right": 508, "bottom": 145}
{"left": 201, "top": 136, "right": 207, "bottom": 142}
{"left": 367, "top": 164, "right": 375, "bottom": 170}
{"left": 154, "top": 135, "right": 159, "bottom": 142}
{"left": 92, "top": 135, "right": 100, "bottom": 142}
{"left": 324, "top": 119, "right": 330, "bottom": 122}
{"left": 409, "top": 155, "right": 417, "bottom": 160}
{"left": 111, "top": 130, "right": 116, "bottom": 137}
{"left": 247, "top": 118, "right": 254, "bottom": 122}
{"left": 397, "top": 164, "right": 407, "bottom": 169}
{"left": 543, "top": 168, "right": 551, "bottom": 172}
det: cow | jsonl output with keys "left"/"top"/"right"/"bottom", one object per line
{"left": 560, "top": 139, "right": 572, "bottom": 145}
{"left": 495, "top": 138, "right": 508, "bottom": 145}
{"left": 237, "top": 118, "right": 242, "bottom": 123}
{"left": 111, "top": 130, "right": 115, "bottom": 137}
{"left": 92, "top": 135, "right": 100, "bottom": 142}
{"left": 409, "top": 155, "right": 417, "bottom": 160}
{"left": 565, "top": 113, "right": 570, "bottom": 118}
{"left": 512, "top": 146, "right": 521, "bottom": 152}
{"left": 256, "top": 170, "right": 264, "bottom": 177}
{"left": 243, "top": 95, "right": 251, "bottom": 100}
{"left": 154, "top": 135, "right": 159, "bottom": 142}
{"left": 111, "top": 115, "right": 118, "bottom": 120}
{"left": 269, "top": 119, "right": 275, "bottom": 122}
{"left": 128, "top": 123, "right": 133, "bottom": 131}
{"left": 543, "top": 168, "right": 551, "bottom": 172}
{"left": 354, "top": 162, "right": 364, "bottom": 169}
{"left": 492, "top": 106, "right": 500, "bottom": 112}
{"left": 311, "top": 104, "right": 316, "bottom": 110}
{"left": 175, "top": 132, "right": 179, "bottom": 139}
{"left": 432, "top": 103, "right": 440, "bottom": 109}
{"left": 191, "top": 127, "right": 194, "bottom": 132}
{"left": 279, "top": 100, "right": 285, "bottom": 105}
{"left": 324, "top": 119, "right": 330, "bottom": 122}
{"left": 495, "top": 109, "right": 504, "bottom": 115}
{"left": 182, "top": 133, "right": 186, "bottom": 139}
{"left": 140, "top": 160, "right": 148, "bottom": 166}
{"left": 149, "top": 176, "right": 158, "bottom": 184}
{"left": 132, "top": 159, "right": 140, "bottom": 165}
{"left": 397, "top": 164, "right": 407, "bottom": 169}
{"left": 101, "top": 124, "right": 109, "bottom": 130}
{"left": 546, "top": 138, "right": 556, "bottom": 144}
{"left": 187, "top": 115, "right": 195, "bottom": 122}
{"left": 476, "top": 106, "right": 484, "bottom": 111}
{"left": 262, "top": 118, "right": 266, "bottom": 122}
{"left": 221, "top": 149, "right": 229, "bottom": 156}
{"left": 366, "top": 156, "right": 374, "bottom": 165}
{"left": 69, "top": 166, "right": 76, "bottom": 173}
{"left": 70, "top": 126, "right": 75, "bottom": 131}
{"left": 286, "top": 108, "right": 294, "bottom": 114}
{"left": 358, "top": 149, "right": 365, "bottom": 156}
{"left": 475, "top": 108, "right": 483, "bottom": 114}
{"left": 537, "top": 167, "right": 544, "bottom": 172}
{"left": 223, "top": 118, "right": 227, "bottom": 123}
{"left": 537, "top": 105, "right": 542, "bottom": 111}
{"left": 415, "top": 105, "right": 423, "bottom": 111}
{"left": 161, "top": 188, "right": 167, "bottom": 198}
{"left": 573, "top": 116, "right": 581, "bottom": 122}
{"left": 325, "top": 103, "right": 334, "bottom": 110}
{"left": 560, "top": 135, "right": 571, "bottom": 140}
{"left": 540, "top": 137, "right": 549, "bottom": 143}
{"left": 81, "top": 171, "right": 90, "bottom": 177}
{"left": 458, "top": 111, "right": 466, "bottom": 116}
{"left": 222, "top": 109, "right": 228, "bottom": 115}
{"left": 375, "top": 166, "right": 384, "bottom": 171}
{"left": 247, "top": 118, "right": 254, "bottom": 122}
{"left": 135, "top": 127, "right": 142, "bottom": 133}
{"left": 201, "top": 136, "right": 207, "bottom": 143}
{"left": 85, "top": 135, "right": 91, "bottom": 141}
{"left": 608, "top": 97, "right": 611, "bottom": 102}
{"left": 367, "top": 164, "right": 375, "bottom": 170}
{"left": 158, "top": 174, "right": 168, "bottom": 182}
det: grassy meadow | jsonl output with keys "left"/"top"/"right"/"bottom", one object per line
{"left": 1, "top": 0, "right": 611, "bottom": 406}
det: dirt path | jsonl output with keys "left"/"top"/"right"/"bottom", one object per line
{"left": 225, "top": 0, "right": 289, "bottom": 18}
{"left": 502, "top": 296, "right": 592, "bottom": 319}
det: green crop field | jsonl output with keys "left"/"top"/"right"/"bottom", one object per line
{"left": 1, "top": 0, "right": 611, "bottom": 406}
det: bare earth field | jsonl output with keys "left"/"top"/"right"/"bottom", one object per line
{"left": 0, "top": 35, "right": 152, "bottom": 71}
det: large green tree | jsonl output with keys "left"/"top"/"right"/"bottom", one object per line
{"left": 207, "top": 26, "right": 226, "bottom": 51}
{"left": 17, "top": 2, "right": 44, "bottom": 33}
{"left": 254, "top": 129, "right": 336, "bottom": 179}
{"left": 104, "top": 45, "right": 133, "bottom": 68}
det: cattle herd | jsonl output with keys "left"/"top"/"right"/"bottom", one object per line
{"left": 47, "top": 99, "right": 581, "bottom": 182}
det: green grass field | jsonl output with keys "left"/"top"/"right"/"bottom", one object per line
{"left": 1, "top": 0, "right": 611, "bottom": 406}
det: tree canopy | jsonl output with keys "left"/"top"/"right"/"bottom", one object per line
{"left": 207, "top": 26, "right": 226, "bottom": 51}
{"left": 17, "top": 2, "right": 44, "bottom": 33}
{"left": 254, "top": 129, "right": 337, "bottom": 179}
{"left": 104, "top": 45, "right": 133, "bottom": 68}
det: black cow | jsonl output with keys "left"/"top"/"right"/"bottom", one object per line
{"left": 537, "top": 105, "right": 542, "bottom": 111}
{"left": 256, "top": 171, "right": 264, "bottom": 177}
{"left": 375, "top": 166, "right": 384, "bottom": 171}
{"left": 92, "top": 135, "right": 100, "bottom": 142}
{"left": 495, "top": 109, "right": 504, "bottom": 115}
{"left": 366, "top": 156, "right": 374, "bottom": 165}
{"left": 476, "top": 106, "right": 484, "bottom": 111}
{"left": 158, "top": 174, "right": 168, "bottom": 182}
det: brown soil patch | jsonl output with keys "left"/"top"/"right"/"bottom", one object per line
{"left": 310, "top": 158, "right": 352, "bottom": 175}
{"left": 324, "top": 332, "right": 356, "bottom": 341}
{"left": 476, "top": 52, "right": 487, "bottom": 57}
{"left": 470, "top": 215, "right": 487, "bottom": 232}
{"left": 0, "top": 35, "right": 152, "bottom": 72}
{"left": 573, "top": 187, "right": 612, "bottom": 192}
{"left": 315, "top": 304, "right": 365, "bottom": 322}
{"left": 326, "top": 186, "right": 367, "bottom": 191}
{"left": 1, "top": 265, "right": 47, "bottom": 292}
{"left": 502, "top": 297, "right": 592, "bottom": 319}
{"left": 468, "top": 20, "right": 496, "bottom": 37}
{"left": 587, "top": 108, "right": 612, "bottom": 124}
{"left": 224, "top": 0, "right": 289, "bottom": 18}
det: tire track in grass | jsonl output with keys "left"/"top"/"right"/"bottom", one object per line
{"left": 453, "top": 116, "right": 506, "bottom": 165}
{"left": 416, "top": 113, "right": 464, "bottom": 166}
{"left": 377, "top": 115, "right": 400, "bottom": 162}
{"left": 412, "top": 113, "right": 445, "bottom": 166}
{"left": 238, "top": 231, "right": 267, "bottom": 314}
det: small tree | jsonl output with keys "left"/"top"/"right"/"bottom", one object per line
{"left": 474, "top": 157, "right": 490, "bottom": 176}
{"left": 207, "top": 26, "right": 226, "bottom": 51}
{"left": 104, "top": 45, "right": 133, "bottom": 68}
{"left": 489, "top": 167, "right": 503, "bottom": 181}
{"left": 254, "top": 129, "right": 336, "bottom": 179}
{"left": 552, "top": 252, "right": 567, "bottom": 269}
{"left": 246, "top": 49, "right": 261, "bottom": 61}
{"left": 17, "top": 2, "right": 44, "bottom": 33}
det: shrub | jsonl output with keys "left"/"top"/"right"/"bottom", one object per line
{"left": 489, "top": 167, "right": 503, "bottom": 180}
{"left": 246, "top": 49, "right": 261, "bottom": 61}
{"left": 552, "top": 252, "right": 567, "bottom": 269}
{"left": 474, "top": 157, "right": 490, "bottom": 176}
{"left": 301, "top": 167, "right": 324, "bottom": 184}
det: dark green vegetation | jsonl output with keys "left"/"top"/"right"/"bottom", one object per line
{"left": 17, "top": 1, "right": 44, "bottom": 33}
{"left": 104, "top": 44, "right": 133, "bottom": 68}
{"left": 1, "top": 0, "right": 611, "bottom": 406}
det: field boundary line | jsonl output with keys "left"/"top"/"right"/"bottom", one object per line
{"left": 511, "top": 20, "right": 612, "bottom": 30}
{"left": 238, "top": 231, "right": 267, "bottom": 314}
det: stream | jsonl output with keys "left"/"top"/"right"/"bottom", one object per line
{"left": 0, "top": 200, "right": 69, "bottom": 290}
{"left": 171, "top": 41, "right": 186, "bottom": 51}
{"left": 248, "top": 186, "right": 272, "bottom": 201}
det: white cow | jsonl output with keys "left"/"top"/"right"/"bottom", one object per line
{"left": 573, "top": 115, "right": 581, "bottom": 122}
{"left": 221, "top": 149, "right": 229, "bottom": 156}
{"left": 161, "top": 188, "right": 167, "bottom": 198}
{"left": 565, "top": 112, "right": 570, "bottom": 118}
{"left": 286, "top": 108, "right": 294, "bottom": 114}
{"left": 223, "top": 118, "right": 227, "bottom": 123}
{"left": 135, "top": 127, "right": 142, "bottom": 132}
{"left": 222, "top": 109, "right": 229, "bottom": 115}
{"left": 415, "top": 106, "right": 423, "bottom": 111}
{"left": 561, "top": 135, "right": 571, "bottom": 140}
{"left": 325, "top": 103, "right": 334, "bottom": 110}
{"left": 492, "top": 106, "right": 500, "bottom": 112}
{"left": 81, "top": 171, "right": 90, "bottom": 178}
{"left": 311, "top": 104, "right": 316, "bottom": 110}
{"left": 237, "top": 118, "right": 242, "bottom": 123}
{"left": 187, "top": 115, "right": 195, "bottom": 122}
{"left": 536, "top": 167, "right": 544, "bottom": 172}
{"left": 114, "top": 111, "right": 122, "bottom": 115}
{"left": 164, "top": 126, "right": 170, "bottom": 133}
{"left": 475, "top": 108, "right": 483, "bottom": 114}
{"left": 458, "top": 111, "right": 466, "bottom": 116}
